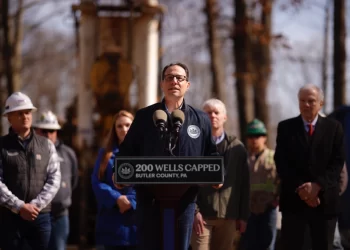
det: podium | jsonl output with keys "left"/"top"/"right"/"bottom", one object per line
{"left": 115, "top": 157, "right": 224, "bottom": 250}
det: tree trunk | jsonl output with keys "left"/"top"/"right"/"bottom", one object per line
{"left": 11, "top": 0, "right": 24, "bottom": 92}
{"left": 333, "top": 0, "right": 346, "bottom": 109}
{"left": 252, "top": 0, "right": 272, "bottom": 142}
{"left": 2, "top": 0, "right": 24, "bottom": 95}
{"left": 2, "top": 0, "right": 14, "bottom": 94}
{"left": 233, "top": 0, "right": 254, "bottom": 143}
{"left": 321, "top": 3, "right": 330, "bottom": 112}
{"left": 206, "top": 0, "right": 226, "bottom": 105}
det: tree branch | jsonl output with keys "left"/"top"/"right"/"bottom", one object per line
{"left": 24, "top": 7, "right": 69, "bottom": 36}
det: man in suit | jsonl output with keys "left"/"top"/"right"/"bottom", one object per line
{"left": 274, "top": 84, "right": 345, "bottom": 250}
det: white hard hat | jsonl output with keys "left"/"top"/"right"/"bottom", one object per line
{"left": 33, "top": 110, "right": 61, "bottom": 130}
{"left": 3, "top": 92, "right": 37, "bottom": 116}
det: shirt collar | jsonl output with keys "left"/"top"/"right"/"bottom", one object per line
{"left": 164, "top": 101, "right": 184, "bottom": 114}
{"left": 249, "top": 148, "right": 265, "bottom": 159}
{"left": 302, "top": 115, "right": 318, "bottom": 127}
{"left": 213, "top": 132, "right": 225, "bottom": 145}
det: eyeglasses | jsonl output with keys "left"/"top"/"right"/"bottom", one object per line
{"left": 41, "top": 129, "right": 56, "bottom": 134}
{"left": 164, "top": 74, "right": 187, "bottom": 82}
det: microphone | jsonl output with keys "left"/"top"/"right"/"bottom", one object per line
{"left": 153, "top": 110, "right": 168, "bottom": 135}
{"left": 171, "top": 110, "right": 185, "bottom": 134}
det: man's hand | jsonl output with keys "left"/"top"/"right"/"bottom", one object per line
{"left": 236, "top": 220, "right": 247, "bottom": 233}
{"left": 304, "top": 197, "right": 320, "bottom": 208}
{"left": 297, "top": 182, "right": 321, "bottom": 200}
{"left": 193, "top": 212, "right": 206, "bottom": 235}
{"left": 212, "top": 183, "right": 223, "bottom": 189}
{"left": 116, "top": 195, "right": 131, "bottom": 214}
{"left": 19, "top": 203, "right": 40, "bottom": 221}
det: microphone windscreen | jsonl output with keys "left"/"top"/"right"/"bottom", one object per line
{"left": 153, "top": 110, "right": 168, "bottom": 126}
{"left": 171, "top": 110, "right": 185, "bottom": 124}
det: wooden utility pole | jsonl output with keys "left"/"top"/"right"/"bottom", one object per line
{"left": 321, "top": 1, "right": 330, "bottom": 111}
{"left": 205, "top": 0, "right": 226, "bottom": 105}
{"left": 233, "top": 0, "right": 254, "bottom": 142}
{"left": 333, "top": 0, "right": 346, "bottom": 109}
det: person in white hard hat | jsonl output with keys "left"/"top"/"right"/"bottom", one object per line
{"left": 0, "top": 92, "right": 61, "bottom": 250}
{"left": 33, "top": 110, "right": 79, "bottom": 250}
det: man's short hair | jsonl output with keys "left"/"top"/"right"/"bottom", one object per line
{"left": 298, "top": 83, "right": 325, "bottom": 102}
{"left": 162, "top": 62, "right": 189, "bottom": 80}
{"left": 202, "top": 98, "right": 227, "bottom": 115}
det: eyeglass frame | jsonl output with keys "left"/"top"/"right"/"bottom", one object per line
{"left": 163, "top": 74, "right": 188, "bottom": 82}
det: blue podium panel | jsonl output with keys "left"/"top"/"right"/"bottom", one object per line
{"left": 114, "top": 156, "right": 224, "bottom": 250}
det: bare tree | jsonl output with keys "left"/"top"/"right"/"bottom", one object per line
{"left": 21, "top": 28, "right": 76, "bottom": 114}
{"left": 233, "top": 0, "right": 254, "bottom": 142}
{"left": 321, "top": 1, "right": 330, "bottom": 111}
{"left": 251, "top": 0, "right": 273, "bottom": 141}
{"left": 11, "top": 0, "right": 24, "bottom": 93}
{"left": 1, "top": 0, "right": 73, "bottom": 96}
{"left": 1, "top": 0, "right": 16, "bottom": 94}
{"left": 1, "top": 0, "right": 24, "bottom": 94}
{"left": 333, "top": 0, "right": 346, "bottom": 109}
{"left": 205, "top": 0, "right": 226, "bottom": 105}
{"left": 160, "top": 0, "right": 213, "bottom": 108}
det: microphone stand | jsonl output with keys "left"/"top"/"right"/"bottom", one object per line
{"left": 168, "top": 133, "right": 177, "bottom": 157}
{"left": 160, "top": 130, "right": 180, "bottom": 250}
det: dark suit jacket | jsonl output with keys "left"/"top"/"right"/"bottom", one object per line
{"left": 274, "top": 115, "right": 345, "bottom": 216}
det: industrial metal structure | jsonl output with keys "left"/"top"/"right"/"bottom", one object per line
{"left": 67, "top": 0, "right": 165, "bottom": 247}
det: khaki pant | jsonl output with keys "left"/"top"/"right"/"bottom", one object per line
{"left": 232, "top": 231, "right": 241, "bottom": 250}
{"left": 191, "top": 219, "right": 236, "bottom": 250}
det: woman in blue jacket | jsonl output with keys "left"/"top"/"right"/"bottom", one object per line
{"left": 92, "top": 110, "right": 136, "bottom": 250}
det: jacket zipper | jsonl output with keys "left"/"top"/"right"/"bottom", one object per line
{"left": 24, "top": 150, "right": 34, "bottom": 202}
{"left": 24, "top": 150, "right": 30, "bottom": 202}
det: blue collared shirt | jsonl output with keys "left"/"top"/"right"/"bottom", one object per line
{"left": 164, "top": 101, "right": 184, "bottom": 114}
{"left": 213, "top": 132, "right": 225, "bottom": 145}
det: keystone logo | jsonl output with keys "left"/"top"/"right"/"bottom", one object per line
{"left": 187, "top": 125, "right": 200, "bottom": 139}
{"left": 118, "top": 163, "right": 134, "bottom": 180}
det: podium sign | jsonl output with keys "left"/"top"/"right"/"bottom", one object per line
{"left": 114, "top": 157, "right": 224, "bottom": 184}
